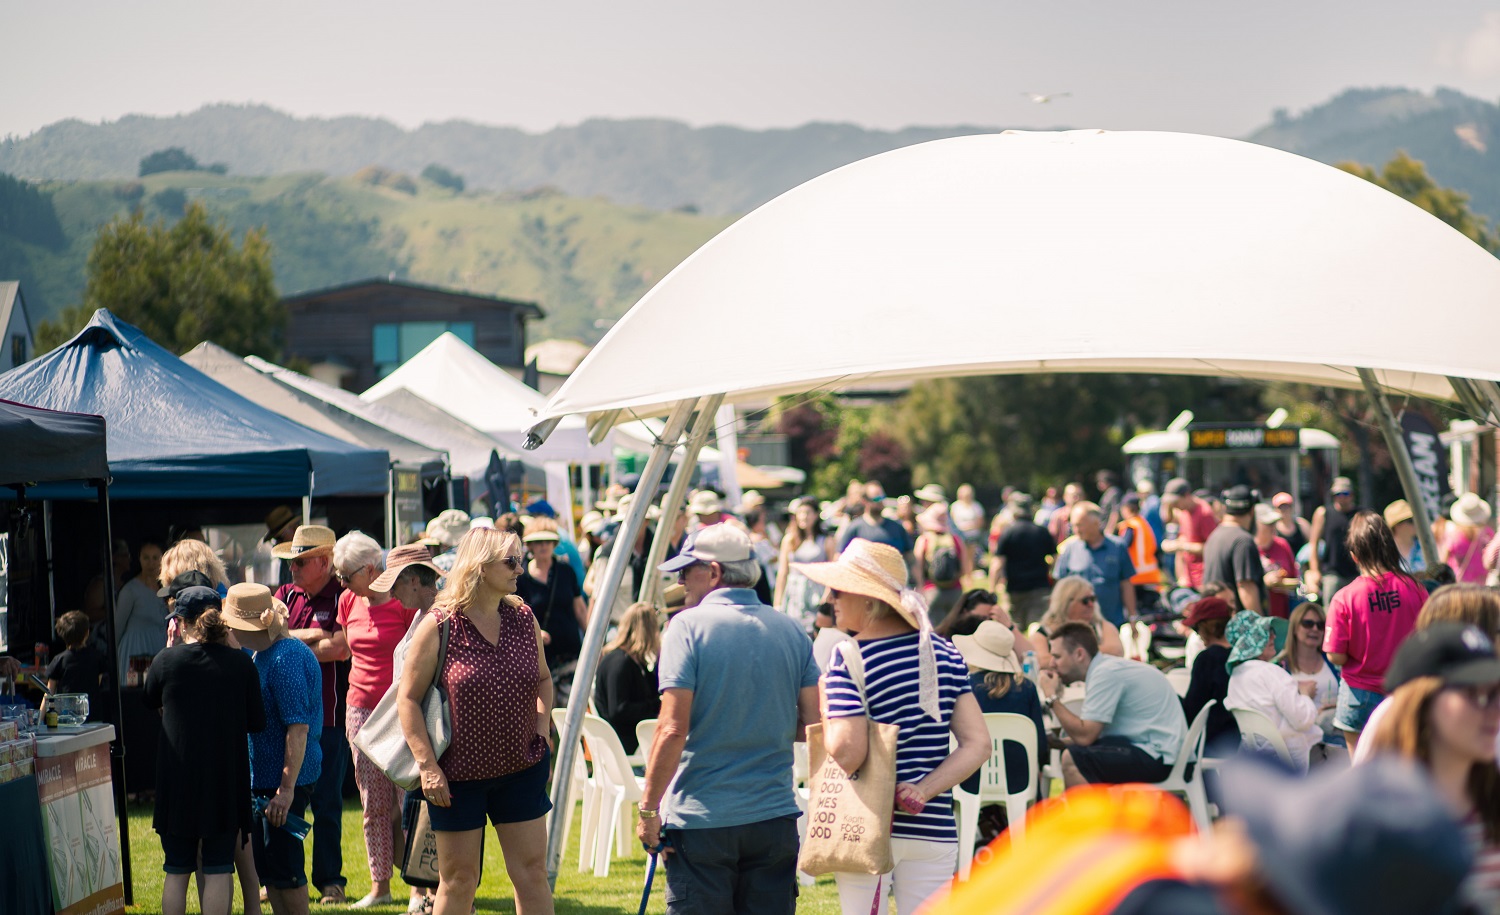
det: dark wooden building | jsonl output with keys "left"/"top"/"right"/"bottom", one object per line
{"left": 281, "top": 279, "right": 544, "bottom": 392}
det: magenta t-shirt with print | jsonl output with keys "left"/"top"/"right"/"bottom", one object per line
{"left": 1323, "top": 572, "right": 1427, "bottom": 692}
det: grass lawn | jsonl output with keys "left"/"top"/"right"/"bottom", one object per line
{"left": 120, "top": 799, "right": 847, "bottom": 913}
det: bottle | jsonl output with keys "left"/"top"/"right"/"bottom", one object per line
{"left": 1022, "top": 650, "right": 1038, "bottom": 682}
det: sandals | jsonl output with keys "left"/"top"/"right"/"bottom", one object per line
{"left": 317, "top": 885, "right": 346, "bottom": 905}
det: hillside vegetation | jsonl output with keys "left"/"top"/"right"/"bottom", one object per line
{"left": 0, "top": 170, "right": 732, "bottom": 343}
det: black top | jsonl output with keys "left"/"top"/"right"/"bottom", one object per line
{"left": 45, "top": 645, "right": 105, "bottom": 719}
{"left": 594, "top": 648, "right": 659, "bottom": 754}
{"left": 1281, "top": 521, "right": 1308, "bottom": 559}
{"left": 1323, "top": 505, "right": 1360, "bottom": 577}
{"left": 964, "top": 671, "right": 1048, "bottom": 797}
{"left": 1202, "top": 524, "right": 1266, "bottom": 607}
{"left": 1183, "top": 644, "right": 1238, "bottom": 750}
{"left": 518, "top": 561, "right": 584, "bottom": 667}
{"left": 145, "top": 642, "right": 265, "bottom": 837}
{"left": 995, "top": 519, "right": 1057, "bottom": 593}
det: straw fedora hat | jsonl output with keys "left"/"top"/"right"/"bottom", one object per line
{"left": 793, "top": 539, "right": 921, "bottom": 630}
{"left": 913, "top": 483, "right": 948, "bottom": 504}
{"left": 1451, "top": 492, "right": 1492, "bottom": 528}
{"left": 953, "top": 620, "right": 1020, "bottom": 674}
{"left": 270, "top": 525, "right": 336, "bottom": 560}
{"left": 370, "top": 543, "right": 445, "bottom": 592}
{"left": 222, "top": 582, "right": 288, "bottom": 631}
{"left": 262, "top": 505, "right": 298, "bottom": 543}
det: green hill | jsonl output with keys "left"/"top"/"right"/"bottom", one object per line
{"left": 0, "top": 170, "right": 733, "bottom": 343}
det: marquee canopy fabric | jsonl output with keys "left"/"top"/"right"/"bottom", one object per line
{"left": 362, "top": 332, "right": 655, "bottom": 461}
{"left": 183, "top": 342, "right": 446, "bottom": 472}
{"left": 0, "top": 310, "right": 389, "bottom": 498}
{"left": 532, "top": 130, "right": 1500, "bottom": 434}
{"left": 0, "top": 399, "right": 108, "bottom": 486}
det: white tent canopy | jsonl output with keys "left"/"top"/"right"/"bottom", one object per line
{"left": 362, "top": 332, "right": 656, "bottom": 461}
{"left": 533, "top": 130, "right": 1500, "bottom": 433}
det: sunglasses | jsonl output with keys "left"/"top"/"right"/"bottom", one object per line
{"left": 289, "top": 556, "right": 318, "bottom": 569}
{"left": 498, "top": 556, "right": 524, "bottom": 571}
{"left": 1454, "top": 684, "right": 1500, "bottom": 711}
{"left": 1299, "top": 618, "right": 1325, "bottom": 630}
{"left": 1078, "top": 595, "right": 1097, "bottom": 606}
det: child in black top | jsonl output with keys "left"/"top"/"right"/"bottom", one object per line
{"left": 45, "top": 610, "right": 105, "bottom": 718}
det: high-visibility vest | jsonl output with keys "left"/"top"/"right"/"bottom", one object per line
{"left": 1119, "top": 515, "right": 1161, "bottom": 586}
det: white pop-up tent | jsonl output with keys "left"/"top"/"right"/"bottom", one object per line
{"left": 361, "top": 332, "right": 657, "bottom": 461}
{"left": 528, "top": 129, "right": 1500, "bottom": 884}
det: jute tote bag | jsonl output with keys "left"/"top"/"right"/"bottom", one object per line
{"left": 797, "top": 641, "right": 900, "bottom": 876}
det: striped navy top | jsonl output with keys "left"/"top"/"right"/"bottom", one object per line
{"left": 824, "top": 632, "right": 972, "bottom": 842}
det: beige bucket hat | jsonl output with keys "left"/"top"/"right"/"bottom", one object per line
{"left": 222, "top": 582, "right": 288, "bottom": 631}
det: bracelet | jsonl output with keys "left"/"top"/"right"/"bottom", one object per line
{"left": 639, "top": 807, "right": 660, "bottom": 819}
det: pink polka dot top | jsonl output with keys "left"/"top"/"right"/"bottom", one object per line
{"left": 436, "top": 602, "right": 548, "bottom": 782}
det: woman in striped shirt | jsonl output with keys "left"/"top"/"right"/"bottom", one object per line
{"left": 796, "top": 539, "right": 990, "bottom": 915}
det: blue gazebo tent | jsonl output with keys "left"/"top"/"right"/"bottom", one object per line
{"left": 0, "top": 310, "right": 389, "bottom": 499}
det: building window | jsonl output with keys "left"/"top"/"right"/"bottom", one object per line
{"left": 373, "top": 321, "right": 477, "bottom": 377}
{"left": 10, "top": 335, "right": 26, "bottom": 366}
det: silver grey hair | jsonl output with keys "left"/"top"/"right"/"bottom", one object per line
{"left": 717, "top": 557, "right": 762, "bottom": 589}
{"left": 333, "top": 531, "right": 385, "bottom": 575}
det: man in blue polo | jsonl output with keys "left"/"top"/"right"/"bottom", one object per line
{"left": 1053, "top": 500, "right": 1137, "bottom": 625}
{"left": 636, "top": 523, "right": 820, "bottom": 915}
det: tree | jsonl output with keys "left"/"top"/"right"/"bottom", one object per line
{"left": 421, "top": 164, "right": 465, "bottom": 192}
{"left": 34, "top": 202, "right": 284, "bottom": 357}
{"left": 1338, "top": 151, "right": 1500, "bottom": 253}
{"left": 138, "top": 147, "right": 201, "bottom": 177}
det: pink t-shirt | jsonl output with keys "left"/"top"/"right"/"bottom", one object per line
{"left": 337, "top": 592, "right": 416, "bottom": 710}
{"left": 1444, "top": 526, "right": 1495, "bottom": 583}
{"left": 1323, "top": 571, "right": 1426, "bottom": 692}
{"left": 1176, "top": 501, "right": 1220, "bottom": 588}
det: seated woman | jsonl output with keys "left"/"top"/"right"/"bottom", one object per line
{"left": 1224, "top": 612, "right": 1322, "bottom": 771}
{"left": 1277, "top": 601, "right": 1342, "bottom": 748}
{"left": 935, "top": 588, "right": 999, "bottom": 638}
{"left": 593, "top": 601, "right": 662, "bottom": 755}
{"left": 1029, "top": 575, "right": 1123, "bottom": 670}
{"left": 952, "top": 621, "right": 1047, "bottom": 807}
{"left": 1181, "top": 597, "right": 1239, "bottom": 751}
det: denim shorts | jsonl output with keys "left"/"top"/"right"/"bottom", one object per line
{"left": 427, "top": 749, "right": 552, "bottom": 833}
{"left": 1334, "top": 681, "right": 1383, "bottom": 734}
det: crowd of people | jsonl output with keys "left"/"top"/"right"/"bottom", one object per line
{"left": 13, "top": 467, "right": 1498, "bottom": 915}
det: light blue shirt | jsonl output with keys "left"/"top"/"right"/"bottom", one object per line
{"left": 656, "top": 588, "right": 820, "bottom": 830}
{"left": 1080, "top": 652, "right": 1187, "bottom": 764}
{"left": 1054, "top": 535, "right": 1136, "bottom": 625}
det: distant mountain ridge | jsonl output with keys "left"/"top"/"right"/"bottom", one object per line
{"left": 0, "top": 105, "right": 1002, "bottom": 216}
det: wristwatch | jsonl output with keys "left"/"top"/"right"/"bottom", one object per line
{"left": 1043, "top": 693, "right": 1059, "bottom": 709}
{"left": 639, "top": 807, "right": 660, "bottom": 819}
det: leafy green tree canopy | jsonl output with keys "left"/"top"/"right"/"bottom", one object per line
{"left": 1338, "top": 151, "right": 1500, "bottom": 253}
{"left": 34, "top": 202, "right": 284, "bottom": 357}
{"left": 421, "top": 163, "right": 465, "bottom": 192}
{"left": 138, "top": 147, "right": 228, "bottom": 177}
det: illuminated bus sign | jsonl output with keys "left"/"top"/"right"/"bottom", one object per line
{"left": 1188, "top": 426, "right": 1299, "bottom": 451}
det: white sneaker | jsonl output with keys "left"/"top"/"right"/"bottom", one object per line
{"left": 349, "top": 893, "right": 394, "bottom": 909}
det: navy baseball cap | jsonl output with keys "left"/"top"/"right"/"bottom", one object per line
{"left": 169, "top": 586, "right": 222, "bottom": 622}
{"left": 1384, "top": 622, "right": 1500, "bottom": 693}
{"left": 158, "top": 569, "right": 213, "bottom": 599}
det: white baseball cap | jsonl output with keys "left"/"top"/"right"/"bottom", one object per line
{"left": 659, "top": 522, "right": 752, "bottom": 571}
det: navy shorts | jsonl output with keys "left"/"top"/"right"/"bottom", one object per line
{"left": 1067, "top": 736, "right": 1173, "bottom": 785}
{"left": 160, "top": 831, "right": 238, "bottom": 875}
{"left": 250, "top": 785, "right": 313, "bottom": 889}
{"left": 428, "top": 749, "right": 553, "bottom": 832}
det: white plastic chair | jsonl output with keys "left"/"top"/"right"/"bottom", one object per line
{"left": 1153, "top": 699, "right": 1216, "bottom": 831}
{"left": 952, "top": 713, "right": 1040, "bottom": 880}
{"left": 578, "top": 713, "right": 645, "bottom": 877}
{"left": 1165, "top": 667, "right": 1192, "bottom": 698}
{"left": 1230, "top": 706, "right": 1294, "bottom": 766}
{"left": 633, "top": 718, "right": 658, "bottom": 766}
{"left": 550, "top": 708, "right": 600, "bottom": 872}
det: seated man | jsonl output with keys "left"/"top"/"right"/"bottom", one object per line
{"left": 1038, "top": 621, "right": 1187, "bottom": 787}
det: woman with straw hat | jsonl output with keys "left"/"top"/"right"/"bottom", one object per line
{"left": 795, "top": 538, "right": 990, "bottom": 915}
{"left": 1441, "top": 492, "right": 1495, "bottom": 585}
{"left": 951, "top": 620, "right": 1047, "bottom": 815}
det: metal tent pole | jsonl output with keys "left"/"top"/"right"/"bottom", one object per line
{"left": 544, "top": 398, "right": 697, "bottom": 888}
{"left": 1358, "top": 368, "right": 1440, "bottom": 573}
{"left": 96, "top": 480, "right": 133, "bottom": 904}
{"left": 639, "top": 394, "right": 723, "bottom": 604}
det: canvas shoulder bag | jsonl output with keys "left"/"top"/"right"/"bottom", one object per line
{"left": 351, "top": 614, "right": 452, "bottom": 792}
{"left": 797, "top": 640, "right": 900, "bottom": 876}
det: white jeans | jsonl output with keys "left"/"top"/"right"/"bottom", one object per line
{"left": 834, "top": 838, "right": 958, "bottom": 915}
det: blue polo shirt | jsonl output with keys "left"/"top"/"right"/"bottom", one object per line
{"left": 1054, "top": 534, "right": 1136, "bottom": 625}
{"left": 249, "top": 637, "right": 323, "bottom": 790}
{"left": 656, "top": 588, "right": 819, "bottom": 830}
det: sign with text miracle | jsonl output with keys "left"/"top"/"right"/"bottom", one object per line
{"left": 1188, "top": 426, "right": 1300, "bottom": 451}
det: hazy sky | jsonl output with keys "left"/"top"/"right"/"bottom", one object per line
{"left": 7, "top": 2, "right": 1500, "bottom": 139}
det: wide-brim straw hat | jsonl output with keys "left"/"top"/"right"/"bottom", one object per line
{"left": 953, "top": 620, "right": 1020, "bottom": 674}
{"left": 222, "top": 582, "right": 287, "bottom": 631}
{"left": 1383, "top": 499, "right": 1414, "bottom": 529}
{"left": 793, "top": 539, "right": 921, "bottom": 630}
{"left": 270, "top": 524, "right": 335, "bottom": 560}
{"left": 914, "top": 484, "right": 948, "bottom": 504}
{"left": 370, "top": 543, "right": 445, "bottom": 592}
{"left": 1451, "top": 492, "right": 1492, "bottom": 527}
{"left": 424, "top": 509, "right": 471, "bottom": 550}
